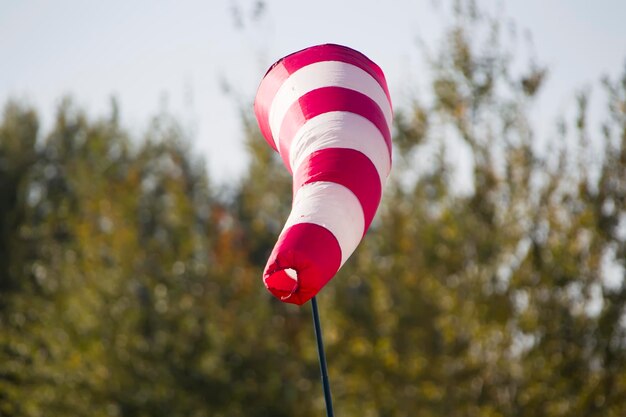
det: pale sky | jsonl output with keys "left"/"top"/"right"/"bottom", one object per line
{"left": 1, "top": 0, "right": 625, "bottom": 185}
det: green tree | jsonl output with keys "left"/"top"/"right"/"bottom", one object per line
{"left": 310, "top": 2, "right": 626, "bottom": 416}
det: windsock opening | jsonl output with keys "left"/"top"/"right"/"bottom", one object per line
{"left": 264, "top": 268, "right": 299, "bottom": 301}
{"left": 263, "top": 222, "right": 342, "bottom": 305}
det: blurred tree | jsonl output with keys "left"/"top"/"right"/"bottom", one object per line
{"left": 0, "top": 102, "right": 38, "bottom": 295}
{"left": 0, "top": 100, "right": 323, "bottom": 417}
{"left": 316, "top": 1, "right": 626, "bottom": 416}
{"left": 0, "top": 99, "right": 132, "bottom": 416}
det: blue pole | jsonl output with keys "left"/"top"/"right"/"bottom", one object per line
{"left": 311, "top": 296, "right": 334, "bottom": 417}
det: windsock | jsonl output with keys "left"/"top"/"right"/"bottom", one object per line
{"left": 254, "top": 44, "right": 392, "bottom": 305}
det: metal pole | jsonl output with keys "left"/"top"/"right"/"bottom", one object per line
{"left": 311, "top": 296, "right": 335, "bottom": 417}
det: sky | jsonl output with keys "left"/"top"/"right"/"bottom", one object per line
{"left": 1, "top": 0, "right": 625, "bottom": 185}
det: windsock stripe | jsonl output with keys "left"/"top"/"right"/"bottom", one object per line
{"left": 293, "top": 148, "right": 381, "bottom": 232}
{"left": 289, "top": 112, "right": 391, "bottom": 189}
{"left": 254, "top": 63, "right": 289, "bottom": 151}
{"left": 268, "top": 61, "right": 392, "bottom": 151}
{"left": 277, "top": 87, "right": 392, "bottom": 172}
{"left": 281, "top": 44, "right": 391, "bottom": 103}
{"left": 254, "top": 44, "right": 392, "bottom": 150}
{"left": 283, "top": 181, "right": 365, "bottom": 266}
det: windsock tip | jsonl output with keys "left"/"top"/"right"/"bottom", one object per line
{"left": 264, "top": 267, "right": 320, "bottom": 305}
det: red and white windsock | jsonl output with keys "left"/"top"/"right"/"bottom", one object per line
{"left": 254, "top": 44, "right": 393, "bottom": 305}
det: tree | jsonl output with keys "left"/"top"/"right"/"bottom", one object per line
{"left": 312, "top": 1, "right": 626, "bottom": 416}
